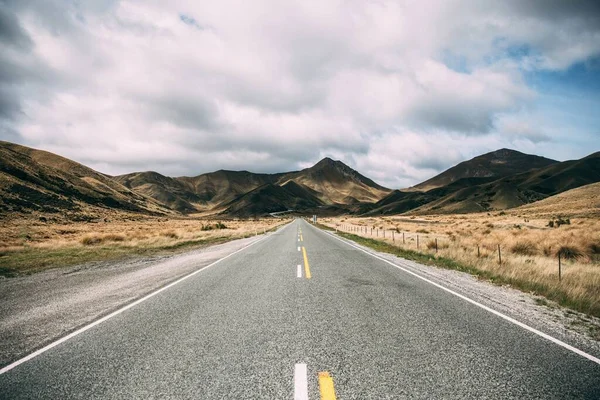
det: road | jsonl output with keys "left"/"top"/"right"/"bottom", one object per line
{"left": 1, "top": 219, "right": 599, "bottom": 399}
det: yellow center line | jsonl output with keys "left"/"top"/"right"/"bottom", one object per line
{"left": 318, "top": 371, "right": 337, "bottom": 400}
{"left": 300, "top": 234, "right": 304, "bottom": 241}
{"left": 301, "top": 246, "right": 311, "bottom": 279}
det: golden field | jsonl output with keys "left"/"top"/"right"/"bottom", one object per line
{"left": 321, "top": 209, "right": 600, "bottom": 318}
{"left": 0, "top": 213, "right": 289, "bottom": 276}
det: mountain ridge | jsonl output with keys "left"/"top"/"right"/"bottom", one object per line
{"left": 2, "top": 140, "right": 598, "bottom": 219}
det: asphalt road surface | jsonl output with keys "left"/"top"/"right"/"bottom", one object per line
{"left": 1, "top": 219, "right": 599, "bottom": 399}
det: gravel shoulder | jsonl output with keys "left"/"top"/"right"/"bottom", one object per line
{"left": 0, "top": 234, "right": 266, "bottom": 367}
{"left": 327, "top": 230, "right": 600, "bottom": 361}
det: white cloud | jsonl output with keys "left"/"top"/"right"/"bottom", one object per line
{"left": 1, "top": 0, "right": 599, "bottom": 187}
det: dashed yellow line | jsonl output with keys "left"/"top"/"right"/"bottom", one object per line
{"left": 318, "top": 371, "right": 336, "bottom": 400}
{"left": 300, "top": 234, "right": 304, "bottom": 242}
{"left": 301, "top": 246, "right": 311, "bottom": 279}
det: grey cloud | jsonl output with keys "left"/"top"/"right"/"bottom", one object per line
{"left": 0, "top": 6, "right": 32, "bottom": 49}
{"left": 0, "top": 1, "right": 597, "bottom": 186}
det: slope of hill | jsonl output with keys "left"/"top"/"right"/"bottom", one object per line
{"left": 177, "top": 170, "right": 286, "bottom": 208}
{"left": 0, "top": 141, "right": 172, "bottom": 218}
{"left": 409, "top": 148, "right": 558, "bottom": 192}
{"left": 115, "top": 171, "right": 204, "bottom": 213}
{"left": 220, "top": 181, "right": 324, "bottom": 217}
{"left": 512, "top": 182, "right": 600, "bottom": 218}
{"left": 278, "top": 157, "right": 391, "bottom": 204}
{"left": 366, "top": 151, "right": 600, "bottom": 216}
{"left": 117, "top": 158, "right": 390, "bottom": 213}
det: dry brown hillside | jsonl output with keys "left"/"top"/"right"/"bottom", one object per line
{"left": 0, "top": 141, "right": 173, "bottom": 221}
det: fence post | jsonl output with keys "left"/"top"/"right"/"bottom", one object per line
{"left": 392, "top": 231, "right": 395, "bottom": 242}
{"left": 477, "top": 245, "right": 480, "bottom": 258}
{"left": 417, "top": 235, "right": 419, "bottom": 249}
{"left": 558, "top": 252, "right": 562, "bottom": 282}
{"left": 435, "top": 238, "right": 438, "bottom": 253}
{"left": 383, "top": 230, "right": 386, "bottom": 238}
{"left": 498, "top": 244, "right": 502, "bottom": 264}
{"left": 403, "top": 232, "right": 405, "bottom": 244}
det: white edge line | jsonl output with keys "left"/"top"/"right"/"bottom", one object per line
{"left": 0, "top": 231, "right": 278, "bottom": 375}
{"left": 297, "top": 264, "right": 302, "bottom": 278}
{"left": 314, "top": 225, "right": 600, "bottom": 366}
{"left": 294, "top": 363, "right": 309, "bottom": 400}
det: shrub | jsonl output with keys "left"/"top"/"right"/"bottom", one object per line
{"left": 511, "top": 241, "right": 537, "bottom": 256}
{"left": 161, "top": 231, "right": 178, "bottom": 239}
{"left": 557, "top": 245, "right": 584, "bottom": 261}
{"left": 549, "top": 216, "right": 571, "bottom": 228}
{"left": 215, "top": 222, "right": 228, "bottom": 229}
{"left": 81, "top": 235, "right": 103, "bottom": 245}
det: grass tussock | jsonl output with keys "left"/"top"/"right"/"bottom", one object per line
{"left": 510, "top": 241, "right": 537, "bottom": 256}
{"left": 322, "top": 213, "right": 600, "bottom": 318}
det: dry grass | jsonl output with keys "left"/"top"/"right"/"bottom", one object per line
{"left": 322, "top": 211, "right": 600, "bottom": 317}
{"left": 0, "top": 215, "right": 288, "bottom": 276}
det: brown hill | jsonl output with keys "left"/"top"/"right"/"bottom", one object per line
{"left": 220, "top": 181, "right": 324, "bottom": 217}
{"left": 365, "top": 150, "right": 600, "bottom": 216}
{"left": 178, "top": 170, "right": 286, "bottom": 208}
{"left": 409, "top": 148, "right": 558, "bottom": 192}
{"left": 118, "top": 158, "right": 390, "bottom": 214}
{"left": 0, "top": 141, "right": 172, "bottom": 219}
{"left": 115, "top": 171, "right": 205, "bottom": 214}
{"left": 513, "top": 182, "right": 600, "bottom": 218}
{"left": 278, "top": 157, "right": 391, "bottom": 204}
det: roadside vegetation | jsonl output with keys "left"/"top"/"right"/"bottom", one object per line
{"left": 321, "top": 211, "right": 600, "bottom": 319}
{"left": 0, "top": 216, "right": 288, "bottom": 276}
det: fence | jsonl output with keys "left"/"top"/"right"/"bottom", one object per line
{"left": 334, "top": 222, "right": 565, "bottom": 281}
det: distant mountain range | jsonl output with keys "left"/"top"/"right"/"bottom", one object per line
{"left": 1, "top": 140, "right": 598, "bottom": 219}
{"left": 364, "top": 149, "right": 599, "bottom": 215}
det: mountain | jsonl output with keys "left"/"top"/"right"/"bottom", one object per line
{"left": 0, "top": 141, "right": 172, "bottom": 219}
{"left": 115, "top": 171, "right": 204, "bottom": 213}
{"left": 116, "top": 157, "right": 391, "bottom": 214}
{"left": 219, "top": 181, "right": 324, "bottom": 217}
{"left": 177, "top": 170, "right": 286, "bottom": 208}
{"left": 366, "top": 151, "right": 600, "bottom": 216}
{"left": 6, "top": 140, "right": 589, "bottom": 220}
{"left": 409, "top": 149, "right": 558, "bottom": 192}
{"left": 277, "top": 157, "right": 391, "bottom": 204}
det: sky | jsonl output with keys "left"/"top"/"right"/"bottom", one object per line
{"left": 1, "top": 0, "right": 599, "bottom": 189}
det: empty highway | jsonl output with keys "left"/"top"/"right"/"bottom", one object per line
{"left": 1, "top": 219, "right": 599, "bottom": 399}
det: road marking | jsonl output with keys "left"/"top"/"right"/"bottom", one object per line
{"left": 294, "top": 363, "right": 309, "bottom": 400}
{"left": 320, "top": 229, "right": 600, "bottom": 366}
{"left": 0, "top": 234, "right": 274, "bottom": 375}
{"left": 298, "top": 246, "right": 301, "bottom": 251}
{"left": 318, "top": 371, "right": 337, "bottom": 400}
{"left": 300, "top": 234, "right": 304, "bottom": 241}
{"left": 302, "top": 246, "right": 312, "bottom": 279}
{"left": 297, "top": 264, "right": 302, "bottom": 278}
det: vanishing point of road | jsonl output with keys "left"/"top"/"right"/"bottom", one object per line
{"left": 1, "top": 219, "right": 599, "bottom": 399}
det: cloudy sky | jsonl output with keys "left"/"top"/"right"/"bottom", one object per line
{"left": 1, "top": 0, "right": 600, "bottom": 188}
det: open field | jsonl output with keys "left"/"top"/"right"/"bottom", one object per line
{"left": 0, "top": 214, "right": 289, "bottom": 276}
{"left": 321, "top": 210, "right": 600, "bottom": 319}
